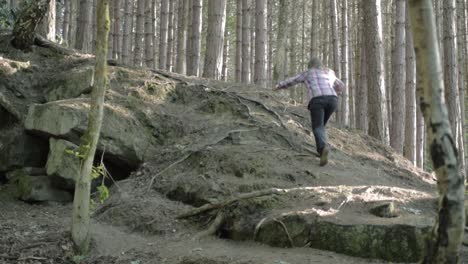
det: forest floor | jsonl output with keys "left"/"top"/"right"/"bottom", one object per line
{"left": 1, "top": 33, "right": 468, "bottom": 264}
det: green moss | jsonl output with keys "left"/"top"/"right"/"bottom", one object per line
{"left": 308, "top": 221, "right": 431, "bottom": 262}
{"left": 17, "top": 175, "right": 32, "bottom": 198}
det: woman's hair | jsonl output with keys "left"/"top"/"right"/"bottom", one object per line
{"left": 308, "top": 58, "right": 322, "bottom": 69}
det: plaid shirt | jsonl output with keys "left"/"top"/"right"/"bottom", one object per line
{"left": 277, "top": 68, "right": 345, "bottom": 100}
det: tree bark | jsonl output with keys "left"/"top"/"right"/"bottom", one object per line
{"left": 254, "top": 0, "right": 266, "bottom": 86}
{"left": 158, "top": 0, "right": 169, "bottom": 70}
{"left": 187, "top": 0, "right": 202, "bottom": 76}
{"left": 112, "top": 0, "right": 122, "bottom": 61}
{"left": 390, "top": 0, "right": 407, "bottom": 153}
{"left": 134, "top": 0, "right": 145, "bottom": 66}
{"left": 273, "top": 0, "right": 288, "bottom": 83}
{"left": 364, "top": 0, "right": 389, "bottom": 144}
{"left": 166, "top": 0, "right": 174, "bottom": 71}
{"left": 62, "top": 0, "right": 70, "bottom": 45}
{"left": 202, "top": 0, "right": 227, "bottom": 79}
{"left": 408, "top": 0, "right": 465, "bottom": 262}
{"left": 11, "top": 0, "right": 51, "bottom": 51}
{"left": 340, "top": 0, "right": 349, "bottom": 127}
{"left": 175, "top": 0, "right": 187, "bottom": 73}
{"left": 76, "top": 0, "right": 93, "bottom": 52}
{"left": 144, "top": 0, "right": 154, "bottom": 68}
{"left": 39, "top": 0, "right": 56, "bottom": 42}
{"left": 404, "top": 5, "right": 417, "bottom": 165}
{"left": 235, "top": 0, "right": 242, "bottom": 82}
{"left": 71, "top": 0, "right": 110, "bottom": 254}
{"left": 122, "top": 0, "right": 134, "bottom": 65}
{"left": 241, "top": 0, "right": 251, "bottom": 83}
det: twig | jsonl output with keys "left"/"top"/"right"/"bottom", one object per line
{"left": 0, "top": 254, "right": 16, "bottom": 260}
{"left": 193, "top": 212, "right": 225, "bottom": 240}
{"left": 147, "top": 153, "right": 193, "bottom": 192}
{"left": 18, "top": 256, "right": 48, "bottom": 261}
{"left": 253, "top": 216, "right": 269, "bottom": 241}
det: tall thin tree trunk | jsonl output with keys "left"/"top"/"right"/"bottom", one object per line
{"left": 122, "top": 0, "right": 134, "bottom": 65}
{"left": 390, "top": 0, "right": 407, "bottom": 153}
{"left": 235, "top": 0, "right": 243, "bottom": 82}
{"left": 76, "top": 0, "right": 93, "bottom": 51}
{"left": 404, "top": 4, "right": 416, "bottom": 165}
{"left": 187, "top": 0, "right": 202, "bottom": 76}
{"left": 408, "top": 0, "right": 465, "bottom": 261}
{"left": 340, "top": 0, "right": 349, "bottom": 127}
{"left": 241, "top": 0, "right": 251, "bottom": 83}
{"left": 68, "top": 0, "right": 78, "bottom": 47}
{"left": 158, "top": 0, "right": 169, "bottom": 70}
{"left": 202, "top": 0, "right": 227, "bottom": 79}
{"left": 144, "top": 0, "right": 154, "bottom": 68}
{"left": 365, "top": 0, "right": 389, "bottom": 144}
{"left": 112, "top": 0, "right": 121, "bottom": 60}
{"left": 166, "top": 0, "right": 174, "bottom": 71}
{"left": 62, "top": 0, "right": 70, "bottom": 45}
{"left": 71, "top": 0, "right": 110, "bottom": 254}
{"left": 443, "top": 0, "right": 464, "bottom": 177}
{"left": 273, "top": 0, "right": 288, "bottom": 83}
{"left": 254, "top": 0, "right": 266, "bottom": 86}
{"left": 175, "top": 0, "right": 187, "bottom": 73}
{"left": 134, "top": 0, "right": 145, "bottom": 66}
{"left": 185, "top": 0, "right": 193, "bottom": 72}
{"left": 266, "top": 0, "right": 273, "bottom": 86}
{"left": 221, "top": 25, "right": 229, "bottom": 81}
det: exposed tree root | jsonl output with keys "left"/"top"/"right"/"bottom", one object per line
{"left": 193, "top": 212, "right": 225, "bottom": 241}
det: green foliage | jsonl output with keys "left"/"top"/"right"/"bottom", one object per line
{"left": 72, "top": 255, "right": 86, "bottom": 264}
{"left": 0, "top": 0, "right": 13, "bottom": 29}
{"left": 65, "top": 148, "right": 110, "bottom": 205}
{"left": 96, "top": 185, "right": 109, "bottom": 203}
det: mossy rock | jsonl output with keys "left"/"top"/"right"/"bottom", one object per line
{"left": 308, "top": 220, "right": 431, "bottom": 262}
{"left": 16, "top": 175, "right": 72, "bottom": 202}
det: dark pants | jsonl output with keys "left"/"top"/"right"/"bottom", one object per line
{"left": 308, "top": 95, "right": 338, "bottom": 155}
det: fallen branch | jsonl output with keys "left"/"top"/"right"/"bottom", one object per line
{"left": 177, "top": 188, "right": 291, "bottom": 219}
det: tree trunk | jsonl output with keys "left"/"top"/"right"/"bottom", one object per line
{"left": 221, "top": 24, "right": 229, "bottom": 81}
{"left": 68, "top": 0, "right": 78, "bottom": 47}
{"left": 112, "top": 0, "right": 121, "bottom": 61}
{"left": 158, "top": 0, "right": 169, "bottom": 70}
{"left": 166, "top": 0, "right": 174, "bottom": 71}
{"left": 202, "top": 0, "right": 227, "bottom": 79}
{"left": 62, "top": 0, "right": 70, "bottom": 45}
{"left": 364, "top": 0, "right": 389, "bottom": 144}
{"left": 266, "top": 0, "right": 273, "bottom": 86}
{"left": 241, "top": 0, "right": 251, "bottom": 83}
{"left": 273, "top": 0, "right": 288, "bottom": 83}
{"left": 39, "top": 0, "right": 56, "bottom": 42}
{"left": 175, "top": 0, "right": 187, "bottom": 73}
{"left": 144, "top": 0, "right": 154, "bottom": 68}
{"left": 71, "top": 0, "right": 110, "bottom": 253}
{"left": 134, "top": 0, "right": 145, "bottom": 66}
{"left": 122, "top": 0, "right": 134, "bottom": 65}
{"left": 75, "top": 0, "right": 93, "bottom": 52}
{"left": 235, "top": 0, "right": 242, "bottom": 82}
{"left": 390, "top": 0, "right": 407, "bottom": 153}
{"left": 340, "top": 0, "right": 349, "bottom": 127}
{"left": 408, "top": 0, "right": 465, "bottom": 262}
{"left": 443, "top": 0, "right": 465, "bottom": 178}
{"left": 11, "top": 0, "right": 51, "bottom": 51}
{"left": 254, "top": 0, "right": 266, "bottom": 86}
{"left": 404, "top": 5, "right": 417, "bottom": 165}
{"left": 416, "top": 94, "right": 425, "bottom": 168}
{"left": 107, "top": 0, "right": 114, "bottom": 59}
{"left": 187, "top": 0, "right": 202, "bottom": 76}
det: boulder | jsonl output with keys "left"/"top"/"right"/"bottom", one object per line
{"left": 45, "top": 66, "right": 94, "bottom": 102}
{"left": 25, "top": 99, "right": 155, "bottom": 167}
{"left": 16, "top": 175, "right": 72, "bottom": 202}
{"left": 46, "top": 138, "right": 81, "bottom": 190}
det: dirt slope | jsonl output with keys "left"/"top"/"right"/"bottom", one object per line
{"left": 1, "top": 32, "right": 466, "bottom": 264}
